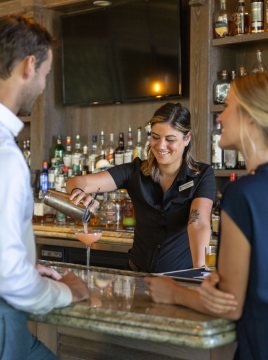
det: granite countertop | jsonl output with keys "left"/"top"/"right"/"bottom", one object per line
{"left": 33, "top": 224, "right": 217, "bottom": 246}
{"left": 33, "top": 224, "right": 134, "bottom": 246}
{"left": 28, "top": 261, "right": 235, "bottom": 349}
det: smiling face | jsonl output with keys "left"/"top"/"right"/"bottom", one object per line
{"left": 150, "top": 122, "right": 191, "bottom": 167}
{"left": 18, "top": 49, "right": 52, "bottom": 115}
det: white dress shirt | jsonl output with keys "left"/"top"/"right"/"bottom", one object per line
{"left": 0, "top": 103, "right": 72, "bottom": 314}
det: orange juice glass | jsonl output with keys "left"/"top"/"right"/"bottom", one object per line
{"left": 205, "top": 246, "right": 217, "bottom": 271}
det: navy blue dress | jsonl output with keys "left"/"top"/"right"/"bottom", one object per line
{"left": 219, "top": 163, "right": 268, "bottom": 360}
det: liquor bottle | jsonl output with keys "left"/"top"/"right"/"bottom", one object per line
{"left": 123, "top": 192, "right": 136, "bottom": 230}
{"left": 71, "top": 134, "right": 82, "bottom": 166}
{"left": 213, "top": 70, "right": 230, "bottom": 104}
{"left": 211, "top": 121, "right": 223, "bottom": 169}
{"left": 211, "top": 193, "right": 221, "bottom": 235}
{"left": 251, "top": 0, "right": 264, "bottom": 33}
{"left": 98, "top": 193, "right": 108, "bottom": 227}
{"left": 63, "top": 136, "right": 72, "bottom": 168}
{"left": 133, "top": 127, "right": 144, "bottom": 160}
{"left": 105, "top": 133, "right": 115, "bottom": 165}
{"left": 23, "top": 138, "right": 31, "bottom": 167}
{"left": 231, "top": 70, "right": 236, "bottom": 80}
{"left": 115, "top": 132, "right": 125, "bottom": 165}
{"left": 40, "top": 162, "right": 49, "bottom": 195}
{"left": 33, "top": 190, "right": 45, "bottom": 224}
{"left": 232, "top": 1, "right": 246, "bottom": 36}
{"left": 82, "top": 145, "right": 89, "bottom": 173}
{"left": 48, "top": 158, "right": 57, "bottom": 190}
{"left": 105, "top": 192, "right": 123, "bottom": 230}
{"left": 251, "top": 50, "right": 268, "bottom": 72}
{"left": 54, "top": 135, "right": 65, "bottom": 163}
{"left": 237, "top": 151, "right": 246, "bottom": 169}
{"left": 96, "top": 131, "right": 105, "bottom": 164}
{"left": 88, "top": 135, "right": 98, "bottom": 173}
{"left": 124, "top": 126, "right": 134, "bottom": 163}
{"left": 214, "top": 0, "right": 232, "bottom": 38}
{"left": 245, "top": 13, "right": 251, "bottom": 34}
{"left": 22, "top": 140, "right": 27, "bottom": 163}
{"left": 230, "top": 173, "right": 237, "bottom": 181}
{"left": 144, "top": 122, "right": 151, "bottom": 160}
{"left": 224, "top": 150, "right": 237, "bottom": 169}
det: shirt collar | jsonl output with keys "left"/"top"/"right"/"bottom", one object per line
{"left": 0, "top": 103, "right": 24, "bottom": 137}
{"left": 176, "top": 160, "right": 196, "bottom": 181}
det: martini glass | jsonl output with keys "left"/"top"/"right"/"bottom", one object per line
{"left": 75, "top": 230, "right": 102, "bottom": 269}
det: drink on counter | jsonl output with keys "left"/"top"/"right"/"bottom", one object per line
{"left": 75, "top": 229, "right": 102, "bottom": 268}
{"left": 205, "top": 246, "right": 217, "bottom": 271}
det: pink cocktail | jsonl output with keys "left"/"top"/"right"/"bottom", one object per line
{"left": 75, "top": 230, "right": 102, "bottom": 268}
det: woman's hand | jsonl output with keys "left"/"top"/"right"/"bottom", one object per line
{"left": 70, "top": 189, "right": 99, "bottom": 210}
{"left": 200, "top": 272, "right": 238, "bottom": 313}
{"left": 144, "top": 276, "right": 181, "bottom": 304}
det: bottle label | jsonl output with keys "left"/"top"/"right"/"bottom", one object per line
{"left": 212, "top": 135, "right": 222, "bottom": 163}
{"left": 215, "top": 14, "right": 228, "bottom": 37}
{"left": 106, "top": 209, "right": 117, "bottom": 222}
{"left": 56, "top": 211, "right": 66, "bottom": 222}
{"left": 105, "top": 151, "right": 115, "bottom": 163}
{"left": 235, "top": 13, "right": 245, "bottom": 34}
{"left": 212, "top": 214, "right": 220, "bottom": 233}
{"left": 115, "top": 153, "right": 124, "bottom": 165}
{"left": 224, "top": 150, "right": 236, "bottom": 167}
{"left": 63, "top": 156, "right": 72, "bottom": 167}
{"left": 72, "top": 154, "right": 81, "bottom": 166}
{"left": 34, "top": 203, "right": 44, "bottom": 216}
{"left": 55, "top": 183, "right": 62, "bottom": 192}
{"left": 238, "top": 152, "right": 245, "bottom": 162}
{"left": 251, "top": 2, "right": 263, "bottom": 27}
{"left": 123, "top": 151, "right": 133, "bottom": 163}
{"left": 48, "top": 173, "right": 55, "bottom": 183}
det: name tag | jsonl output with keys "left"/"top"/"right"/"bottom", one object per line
{"left": 179, "top": 180, "right": 194, "bottom": 192}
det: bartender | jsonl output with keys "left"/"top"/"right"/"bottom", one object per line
{"left": 66, "top": 103, "right": 216, "bottom": 273}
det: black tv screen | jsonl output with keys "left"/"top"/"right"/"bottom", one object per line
{"left": 61, "top": 0, "right": 181, "bottom": 106}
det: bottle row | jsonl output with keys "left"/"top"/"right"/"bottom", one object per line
{"left": 211, "top": 118, "right": 246, "bottom": 170}
{"left": 33, "top": 189, "right": 136, "bottom": 231}
{"left": 215, "top": 0, "right": 268, "bottom": 38}
{"left": 214, "top": 50, "right": 267, "bottom": 104}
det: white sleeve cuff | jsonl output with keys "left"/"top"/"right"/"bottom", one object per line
{"left": 53, "top": 281, "right": 73, "bottom": 308}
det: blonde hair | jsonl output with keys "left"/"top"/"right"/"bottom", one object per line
{"left": 141, "top": 103, "right": 200, "bottom": 181}
{"left": 232, "top": 73, "right": 268, "bottom": 157}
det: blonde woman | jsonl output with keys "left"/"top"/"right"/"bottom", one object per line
{"left": 67, "top": 103, "right": 215, "bottom": 273}
{"left": 145, "top": 73, "right": 268, "bottom": 360}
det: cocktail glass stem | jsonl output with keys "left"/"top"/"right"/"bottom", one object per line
{"left": 86, "top": 245, "right": 90, "bottom": 269}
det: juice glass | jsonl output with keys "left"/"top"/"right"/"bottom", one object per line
{"left": 75, "top": 230, "right": 102, "bottom": 268}
{"left": 205, "top": 246, "right": 217, "bottom": 271}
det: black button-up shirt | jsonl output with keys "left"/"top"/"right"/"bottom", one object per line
{"left": 107, "top": 158, "right": 215, "bottom": 273}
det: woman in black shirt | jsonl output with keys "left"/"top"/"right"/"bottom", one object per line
{"left": 66, "top": 103, "right": 215, "bottom": 273}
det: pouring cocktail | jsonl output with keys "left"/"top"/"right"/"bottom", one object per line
{"left": 75, "top": 230, "right": 102, "bottom": 268}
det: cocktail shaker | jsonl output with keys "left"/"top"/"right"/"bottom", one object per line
{"left": 44, "top": 189, "right": 89, "bottom": 222}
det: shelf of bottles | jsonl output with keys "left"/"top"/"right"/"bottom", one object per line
{"left": 33, "top": 123, "right": 152, "bottom": 231}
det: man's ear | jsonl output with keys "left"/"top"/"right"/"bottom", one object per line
{"left": 23, "top": 55, "right": 36, "bottom": 80}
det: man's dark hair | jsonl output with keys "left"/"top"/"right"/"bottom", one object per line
{"left": 0, "top": 14, "right": 57, "bottom": 80}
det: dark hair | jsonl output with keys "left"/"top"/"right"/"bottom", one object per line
{"left": 0, "top": 14, "right": 57, "bottom": 80}
{"left": 141, "top": 103, "right": 200, "bottom": 180}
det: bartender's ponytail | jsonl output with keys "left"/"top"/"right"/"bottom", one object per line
{"left": 141, "top": 103, "right": 200, "bottom": 181}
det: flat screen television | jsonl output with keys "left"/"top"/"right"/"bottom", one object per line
{"left": 61, "top": 0, "right": 181, "bottom": 106}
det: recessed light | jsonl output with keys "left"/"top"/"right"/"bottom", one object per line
{"left": 93, "top": 1, "right": 112, "bottom": 6}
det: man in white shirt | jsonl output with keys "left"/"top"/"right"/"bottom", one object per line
{"left": 0, "top": 14, "right": 90, "bottom": 359}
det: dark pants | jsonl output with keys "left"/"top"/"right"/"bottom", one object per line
{"left": 0, "top": 298, "right": 58, "bottom": 360}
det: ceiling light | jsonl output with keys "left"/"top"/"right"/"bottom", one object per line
{"left": 93, "top": 1, "right": 112, "bottom": 6}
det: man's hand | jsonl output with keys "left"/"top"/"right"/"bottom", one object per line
{"left": 59, "top": 272, "right": 90, "bottom": 303}
{"left": 36, "top": 264, "right": 62, "bottom": 280}
{"left": 200, "top": 272, "right": 238, "bottom": 313}
{"left": 144, "top": 276, "right": 181, "bottom": 304}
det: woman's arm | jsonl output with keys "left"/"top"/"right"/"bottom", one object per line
{"left": 66, "top": 171, "right": 118, "bottom": 206}
{"left": 145, "top": 210, "right": 251, "bottom": 320}
{"left": 187, "top": 198, "right": 213, "bottom": 268}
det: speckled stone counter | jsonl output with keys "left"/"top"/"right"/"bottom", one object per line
{"left": 28, "top": 261, "right": 236, "bottom": 360}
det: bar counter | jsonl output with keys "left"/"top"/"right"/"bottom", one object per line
{"left": 28, "top": 261, "right": 236, "bottom": 360}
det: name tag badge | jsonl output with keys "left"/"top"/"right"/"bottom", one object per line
{"left": 179, "top": 180, "right": 194, "bottom": 192}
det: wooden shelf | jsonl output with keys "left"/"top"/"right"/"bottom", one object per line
{"left": 189, "top": 0, "right": 205, "bottom": 6}
{"left": 214, "top": 169, "right": 248, "bottom": 177}
{"left": 210, "top": 105, "right": 225, "bottom": 113}
{"left": 19, "top": 116, "right": 31, "bottom": 123}
{"left": 212, "top": 32, "right": 268, "bottom": 47}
